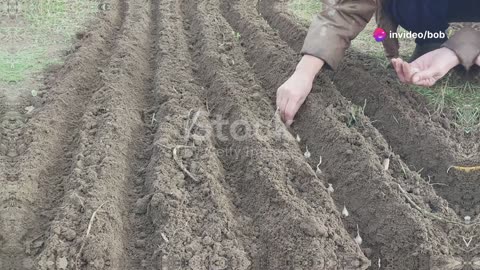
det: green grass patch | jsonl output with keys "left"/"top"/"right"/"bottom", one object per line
{"left": 23, "top": 0, "right": 98, "bottom": 37}
{"left": 0, "top": 0, "right": 98, "bottom": 83}
{"left": 414, "top": 78, "right": 480, "bottom": 133}
{"left": 0, "top": 49, "right": 62, "bottom": 83}
{"left": 287, "top": 0, "right": 321, "bottom": 23}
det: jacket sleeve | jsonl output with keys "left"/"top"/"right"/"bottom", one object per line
{"left": 441, "top": 23, "right": 480, "bottom": 70}
{"left": 301, "top": 0, "right": 376, "bottom": 70}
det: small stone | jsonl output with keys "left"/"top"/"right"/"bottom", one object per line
{"left": 317, "top": 226, "right": 327, "bottom": 237}
{"left": 56, "top": 257, "right": 68, "bottom": 269}
{"left": 91, "top": 258, "right": 105, "bottom": 268}
{"left": 25, "top": 106, "right": 34, "bottom": 113}
{"left": 134, "top": 177, "right": 145, "bottom": 185}
{"left": 192, "top": 134, "right": 205, "bottom": 146}
{"left": 53, "top": 226, "right": 62, "bottom": 235}
{"left": 299, "top": 221, "right": 316, "bottom": 237}
{"left": 135, "top": 239, "right": 146, "bottom": 249}
{"left": 134, "top": 196, "right": 151, "bottom": 215}
{"left": 182, "top": 148, "right": 194, "bottom": 159}
{"left": 62, "top": 228, "right": 77, "bottom": 241}
{"left": 202, "top": 236, "right": 213, "bottom": 246}
{"left": 32, "top": 240, "right": 44, "bottom": 249}
{"left": 362, "top": 247, "right": 372, "bottom": 257}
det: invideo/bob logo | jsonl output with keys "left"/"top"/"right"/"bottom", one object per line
{"left": 373, "top": 27, "right": 447, "bottom": 42}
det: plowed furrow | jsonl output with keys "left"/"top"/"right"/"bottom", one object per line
{"left": 138, "top": 0, "right": 252, "bottom": 269}
{"left": 0, "top": 1, "right": 126, "bottom": 268}
{"left": 182, "top": 0, "right": 372, "bottom": 268}
{"left": 114, "top": 0, "right": 256, "bottom": 269}
{"left": 34, "top": 0, "right": 156, "bottom": 268}
{"left": 258, "top": 0, "right": 479, "bottom": 215}
{"left": 220, "top": 0, "right": 460, "bottom": 268}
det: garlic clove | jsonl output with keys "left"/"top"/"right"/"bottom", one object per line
{"left": 355, "top": 233, "right": 363, "bottom": 245}
{"left": 383, "top": 158, "right": 390, "bottom": 171}
{"left": 465, "top": 216, "right": 471, "bottom": 224}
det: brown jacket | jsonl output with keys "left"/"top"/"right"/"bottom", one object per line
{"left": 301, "top": 0, "right": 480, "bottom": 70}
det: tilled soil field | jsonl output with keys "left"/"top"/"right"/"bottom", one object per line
{"left": 2, "top": 0, "right": 480, "bottom": 269}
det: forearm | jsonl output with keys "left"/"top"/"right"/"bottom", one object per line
{"left": 295, "top": 55, "right": 325, "bottom": 79}
{"left": 441, "top": 23, "right": 480, "bottom": 70}
{"left": 301, "top": 0, "right": 375, "bottom": 70}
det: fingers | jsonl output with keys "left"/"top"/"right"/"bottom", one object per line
{"left": 283, "top": 98, "right": 303, "bottom": 126}
{"left": 277, "top": 92, "right": 296, "bottom": 126}
{"left": 391, "top": 58, "right": 406, "bottom": 82}
{"left": 277, "top": 97, "right": 287, "bottom": 123}
{"left": 392, "top": 58, "right": 426, "bottom": 85}
{"left": 401, "top": 61, "right": 412, "bottom": 83}
{"left": 277, "top": 93, "right": 303, "bottom": 127}
{"left": 412, "top": 70, "right": 437, "bottom": 87}
{"left": 400, "top": 61, "right": 409, "bottom": 82}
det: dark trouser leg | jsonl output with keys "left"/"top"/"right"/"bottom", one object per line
{"left": 448, "top": 0, "right": 480, "bottom": 22}
{"left": 386, "top": 0, "right": 449, "bottom": 45}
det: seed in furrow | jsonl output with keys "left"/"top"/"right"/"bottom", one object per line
{"left": 182, "top": 0, "right": 370, "bottom": 268}
{"left": 35, "top": 0, "right": 156, "bottom": 268}
{"left": 220, "top": 0, "right": 457, "bottom": 268}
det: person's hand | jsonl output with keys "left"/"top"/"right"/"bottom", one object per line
{"left": 476, "top": 55, "right": 480, "bottom": 66}
{"left": 277, "top": 71, "right": 313, "bottom": 126}
{"left": 391, "top": 47, "right": 460, "bottom": 87}
{"left": 277, "top": 55, "right": 324, "bottom": 126}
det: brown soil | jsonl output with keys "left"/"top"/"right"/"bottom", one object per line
{"left": 1, "top": 0, "right": 480, "bottom": 269}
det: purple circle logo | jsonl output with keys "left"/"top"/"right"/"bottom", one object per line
{"left": 373, "top": 28, "right": 387, "bottom": 42}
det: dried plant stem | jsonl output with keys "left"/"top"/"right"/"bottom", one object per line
{"left": 75, "top": 202, "right": 108, "bottom": 269}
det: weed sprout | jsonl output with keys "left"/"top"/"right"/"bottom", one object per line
{"left": 31, "top": 90, "right": 38, "bottom": 97}
{"left": 327, "top": 183, "right": 334, "bottom": 193}
{"left": 342, "top": 205, "right": 349, "bottom": 217}
{"left": 304, "top": 146, "right": 311, "bottom": 159}
{"left": 355, "top": 224, "right": 362, "bottom": 245}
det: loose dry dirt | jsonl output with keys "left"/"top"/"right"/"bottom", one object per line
{"left": 2, "top": 0, "right": 480, "bottom": 269}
